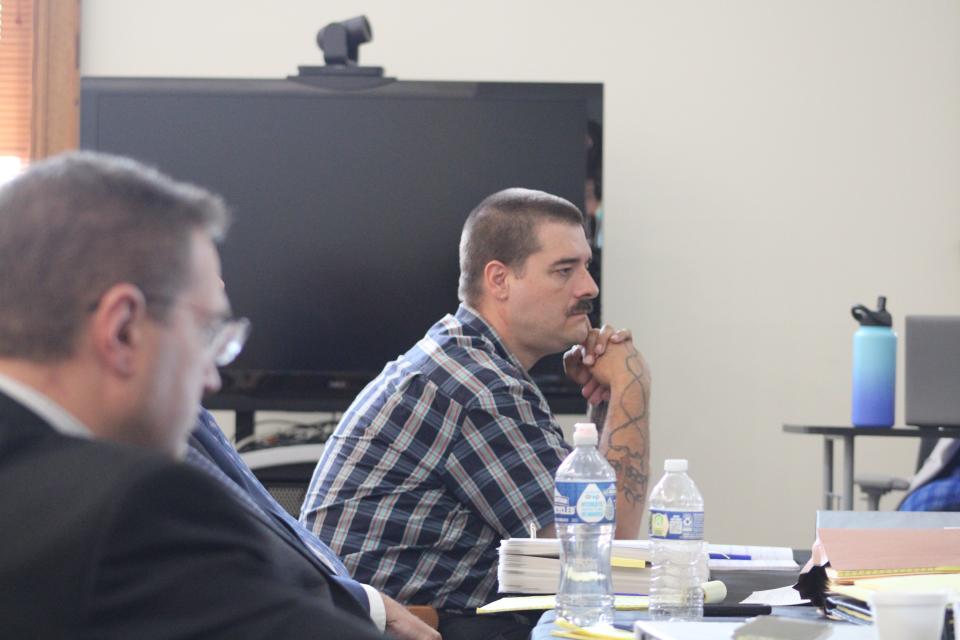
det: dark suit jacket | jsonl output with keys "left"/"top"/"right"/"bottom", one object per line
{"left": 0, "top": 391, "right": 382, "bottom": 639}
{"left": 186, "top": 409, "right": 370, "bottom": 612}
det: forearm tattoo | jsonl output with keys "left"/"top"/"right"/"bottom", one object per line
{"left": 588, "top": 401, "right": 608, "bottom": 434}
{"left": 603, "top": 345, "right": 649, "bottom": 506}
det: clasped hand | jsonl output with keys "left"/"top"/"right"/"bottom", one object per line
{"left": 562, "top": 325, "right": 634, "bottom": 405}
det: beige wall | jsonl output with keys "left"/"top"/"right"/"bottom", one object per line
{"left": 81, "top": 0, "right": 960, "bottom": 548}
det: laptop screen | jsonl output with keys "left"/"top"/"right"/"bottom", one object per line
{"left": 905, "top": 315, "right": 960, "bottom": 427}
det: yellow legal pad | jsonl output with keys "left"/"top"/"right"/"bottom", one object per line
{"left": 831, "top": 572, "right": 960, "bottom": 603}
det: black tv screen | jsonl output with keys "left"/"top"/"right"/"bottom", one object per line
{"left": 81, "top": 77, "right": 602, "bottom": 417}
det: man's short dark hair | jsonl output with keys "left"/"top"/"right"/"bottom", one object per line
{"left": 458, "top": 188, "right": 585, "bottom": 305}
{"left": 0, "top": 151, "right": 231, "bottom": 361}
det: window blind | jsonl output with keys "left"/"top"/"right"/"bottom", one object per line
{"left": 0, "top": 0, "right": 34, "bottom": 178}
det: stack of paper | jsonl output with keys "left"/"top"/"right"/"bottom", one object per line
{"left": 832, "top": 573, "right": 960, "bottom": 601}
{"left": 824, "top": 574, "right": 960, "bottom": 625}
{"left": 478, "top": 581, "right": 727, "bottom": 614}
{"left": 497, "top": 538, "right": 650, "bottom": 594}
{"left": 499, "top": 537, "right": 650, "bottom": 561}
{"left": 819, "top": 527, "right": 960, "bottom": 584}
{"left": 810, "top": 525, "right": 960, "bottom": 624}
{"left": 497, "top": 538, "right": 797, "bottom": 595}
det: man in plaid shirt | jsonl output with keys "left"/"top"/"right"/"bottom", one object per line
{"left": 900, "top": 439, "right": 960, "bottom": 511}
{"left": 302, "top": 188, "right": 652, "bottom": 639}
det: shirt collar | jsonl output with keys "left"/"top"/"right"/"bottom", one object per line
{"left": 0, "top": 373, "right": 93, "bottom": 439}
{"left": 454, "top": 304, "right": 534, "bottom": 382}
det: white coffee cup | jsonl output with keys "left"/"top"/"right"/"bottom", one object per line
{"left": 868, "top": 591, "right": 948, "bottom": 640}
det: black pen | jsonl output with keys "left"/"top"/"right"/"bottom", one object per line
{"left": 703, "top": 603, "right": 772, "bottom": 617}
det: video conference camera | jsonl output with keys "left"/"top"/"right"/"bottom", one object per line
{"left": 293, "top": 15, "right": 384, "bottom": 80}
{"left": 317, "top": 16, "right": 372, "bottom": 67}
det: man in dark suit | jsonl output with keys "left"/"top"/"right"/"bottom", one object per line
{"left": 0, "top": 152, "right": 384, "bottom": 639}
{"left": 187, "top": 408, "right": 440, "bottom": 639}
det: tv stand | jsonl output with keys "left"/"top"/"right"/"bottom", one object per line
{"left": 236, "top": 410, "right": 255, "bottom": 443}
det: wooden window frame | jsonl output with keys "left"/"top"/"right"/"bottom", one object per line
{"left": 30, "top": 0, "right": 80, "bottom": 159}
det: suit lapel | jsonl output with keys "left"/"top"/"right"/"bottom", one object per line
{"left": 184, "top": 438, "right": 337, "bottom": 577}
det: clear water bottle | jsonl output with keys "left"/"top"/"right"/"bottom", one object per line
{"left": 648, "top": 459, "right": 705, "bottom": 621}
{"left": 554, "top": 423, "right": 616, "bottom": 627}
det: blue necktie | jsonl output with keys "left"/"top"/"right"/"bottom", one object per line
{"left": 184, "top": 446, "right": 349, "bottom": 576}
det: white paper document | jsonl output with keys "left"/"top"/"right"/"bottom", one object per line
{"left": 634, "top": 620, "right": 743, "bottom": 640}
{"left": 635, "top": 619, "right": 874, "bottom": 640}
{"left": 741, "top": 584, "right": 809, "bottom": 606}
{"left": 707, "top": 544, "right": 799, "bottom": 571}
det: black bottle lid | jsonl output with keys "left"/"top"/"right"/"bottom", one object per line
{"left": 851, "top": 295, "right": 893, "bottom": 327}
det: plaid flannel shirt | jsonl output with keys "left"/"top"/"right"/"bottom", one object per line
{"left": 900, "top": 449, "right": 960, "bottom": 511}
{"left": 301, "top": 305, "right": 571, "bottom": 609}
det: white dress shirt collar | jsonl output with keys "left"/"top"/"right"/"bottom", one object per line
{"left": 0, "top": 372, "right": 93, "bottom": 439}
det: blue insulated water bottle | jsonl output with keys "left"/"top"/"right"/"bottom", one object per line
{"left": 851, "top": 296, "right": 897, "bottom": 428}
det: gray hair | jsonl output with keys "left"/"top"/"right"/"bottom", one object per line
{"left": 458, "top": 187, "right": 584, "bottom": 305}
{"left": 0, "top": 151, "right": 231, "bottom": 361}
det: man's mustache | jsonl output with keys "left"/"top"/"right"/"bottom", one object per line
{"left": 568, "top": 300, "right": 594, "bottom": 316}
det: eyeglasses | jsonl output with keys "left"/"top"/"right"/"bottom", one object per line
{"left": 87, "top": 288, "right": 251, "bottom": 367}
{"left": 210, "top": 316, "right": 250, "bottom": 366}
{"left": 167, "top": 299, "right": 251, "bottom": 367}
{"left": 201, "top": 313, "right": 251, "bottom": 367}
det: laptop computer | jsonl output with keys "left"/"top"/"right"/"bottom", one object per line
{"left": 905, "top": 315, "right": 960, "bottom": 427}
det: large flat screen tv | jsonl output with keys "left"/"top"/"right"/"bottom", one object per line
{"left": 81, "top": 77, "right": 602, "bottom": 424}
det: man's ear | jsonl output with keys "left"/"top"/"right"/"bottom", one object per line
{"left": 90, "top": 283, "right": 149, "bottom": 378}
{"left": 483, "top": 260, "right": 511, "bottom": 302}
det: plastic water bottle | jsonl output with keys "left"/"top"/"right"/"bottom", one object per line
{"left": 554, "top": 423, "right": 616, "bottom": 627}
{"left": 648, "top": 459, "right": 705, "bottom": 621}
{"left": 851, "top": 295, "right": 897, "bottom": 428}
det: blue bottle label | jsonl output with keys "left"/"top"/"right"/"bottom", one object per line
{"left": 649, "top": 509, "right": 704, "bottom": 541}
{"left": 554, "top": 481, "right": 616, "bottom": 525}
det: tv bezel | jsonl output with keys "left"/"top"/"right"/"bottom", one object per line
{"left": 80, "top": 76, "right": 602, "bottom": 423}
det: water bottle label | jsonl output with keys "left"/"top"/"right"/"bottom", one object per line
{"left": 649, "top": 509, "right": 704, "bottom": 541}
{"left": 554, "top": 481, "right": 616, "bottom": 525}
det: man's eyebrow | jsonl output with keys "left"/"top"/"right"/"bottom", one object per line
{"left": 550, "top": 256, "right": 590, "bottom": 268}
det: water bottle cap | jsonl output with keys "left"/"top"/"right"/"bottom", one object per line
{"left": 573, "top": 422, "right": 598, "bottom": 446}
{"left": 664, "top": 458, "right": 688, "bottom": 472}
{"left": 851, "top": 295, "right": 893, "bottom": 327}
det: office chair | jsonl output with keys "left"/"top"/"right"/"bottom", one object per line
{"left": 854, "top": 436, "right": 938, "bottom": 510}
{"left": 240, "top": 444, "right": 326, "bottom": 518}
